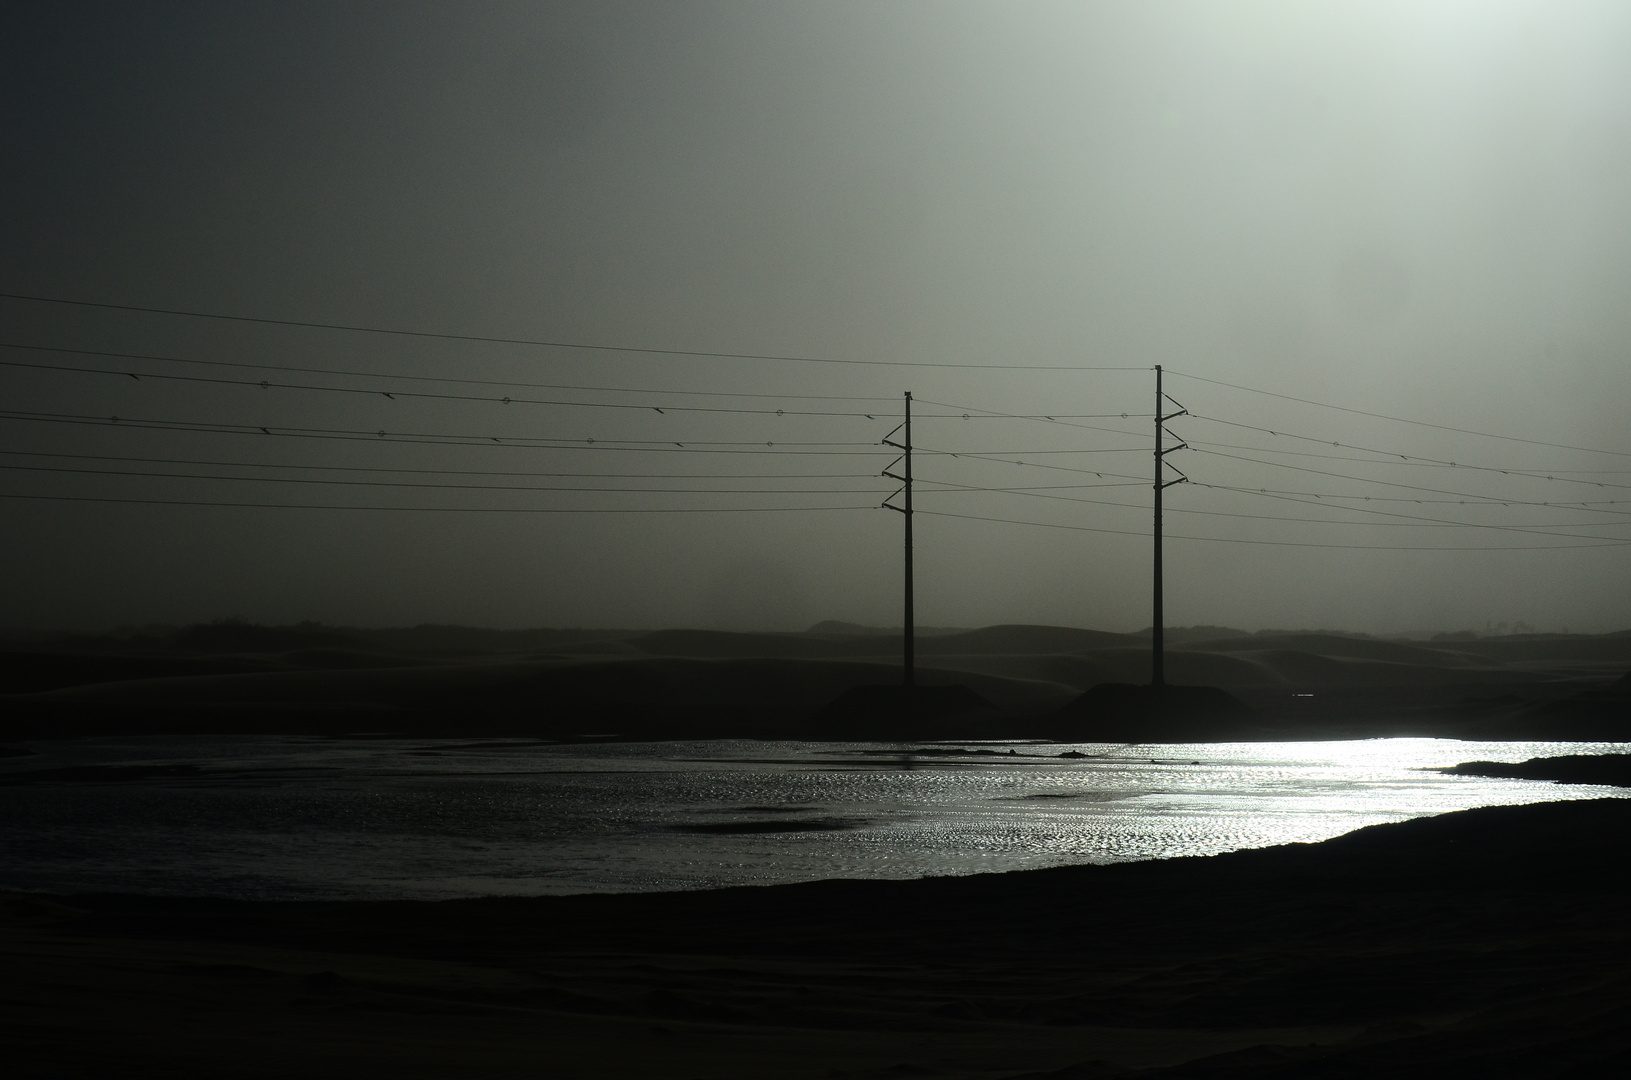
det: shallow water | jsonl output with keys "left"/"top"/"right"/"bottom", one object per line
{"left": 0, "top": 736, "right": 1624, "bottom": 900}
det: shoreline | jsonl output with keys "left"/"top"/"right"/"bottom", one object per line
{"left": 6, "top": 797, "right": 1631, "bottom": 1077}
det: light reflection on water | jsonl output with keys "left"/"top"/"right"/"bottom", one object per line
{"left": 0, "top": 736, "right": 1624, "bottom": 900}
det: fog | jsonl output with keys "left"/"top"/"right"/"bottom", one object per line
{"left": 3, "top": 1, "right": 1629, "bottom": 634}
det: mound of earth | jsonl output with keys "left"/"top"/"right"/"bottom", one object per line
{"left": 803, "top": 683, "right": 1000, "bottom": 740}
{"left": 1441, "top": 753, "right": 1631, "bottom": 787}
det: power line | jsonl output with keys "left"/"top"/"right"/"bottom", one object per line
{"left": 7, "top": 333, "right": 1626, "bottom": 549}
{"left": 7, "top": 482, "right": 1618, "bottom": 548}
{"left": 1191, "top": 480, "right": 1631, "bottom": 514}
{"left": 1195, "top": 483, "right": 1631, "bottom": 537}
{"left": 1168, "top": 369, "right": 1631, "bottom": 459}
{"left": 918, "top": 477, "right": 1157, "bottom": 511}
{"left": 912, "top": 451, "right": 1150, "bottom": 482}
{"left": 0, "top": 407, "right": 1158, "bottom": 459}
{"left": 18, "top": 349, "right": 1623, "bottom": 498}
{"left": 915, "top": 478, "right": 1146, "bottom": 493}
{"left": 913, "top": 396, "right": 1154, "bottom": 437}
{"left": 0, "top": 354, "right": 903, "bottom": 419}
{"left": 0, "top": 293, "right": 1146, "bottom": 371}
{"left": 26, "top": 453, "right": 1615, "bottom": 534}
{"left": 0, "top": 410, "right": 891, "bottom": 454}
{"left": 1187, "top": 446, "right": 1619, "bottom": 505}
{"left": 1185, "top": 413, "right": 1631, "bottom": 490}
{"left": 917, "top": 508, "right": 1147, "bottom": 539}
{"left": 3, "top": 351, "right": 1178, "bottom": 428}
{"left": 0, "top": 341, "right": 899, "bottom": 402}
{"left": 0, "top": 448, "right": 877, "bottom": 481}
{"left": 926, "top": 476, "right": 1626, "bottom": 531}
{"left": 0, "top": 462, "right": 891, "bottom": 495}
{"left": 0, "top": 491, "right": 880, "bottom": 514}
{"left": 917, "top": 508, "right": 1631, "bottom": 551}
{"left": 3, "top": 340, "right": 1162, "bottom": 417}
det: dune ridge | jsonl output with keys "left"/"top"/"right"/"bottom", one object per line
{"left": 3, "top": 621, "right": 1628, "bottom": 741}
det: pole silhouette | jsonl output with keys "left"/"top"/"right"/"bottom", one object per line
{"left": 883, "top": 392, "right": 915, "bottom": 690}
{"left": 1153, "top": 366, "right": 1188, "bottom": 692}
{"left": 1154, "top": 367, "right": 1164, "bottom": 690}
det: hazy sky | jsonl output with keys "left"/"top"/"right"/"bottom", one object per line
{"left": 4, "top": 0, "right": 1630, "bottom": 634}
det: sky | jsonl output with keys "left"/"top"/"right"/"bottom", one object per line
{"left": 3, "top": 0, "right": 1630, "bottom": 635}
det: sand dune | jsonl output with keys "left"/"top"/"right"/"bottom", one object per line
{"left": 3, "top": 621, "right": 1628, "bottom": 741}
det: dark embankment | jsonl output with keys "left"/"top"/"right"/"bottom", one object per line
{"left": 1442, "top": 752, "right": 1631, "bottom": 787}
{"left": 5, "top": 798, "right": 1631, "bottom": 1078}
{"left": 1051, "top": 682, "right": 1257, "bottom": 741}
{"left": 802, "top": 683, "right": 1002, "bottom": 739}
{"left": 4, "top": 621, "right": 1631, "bottom": 740}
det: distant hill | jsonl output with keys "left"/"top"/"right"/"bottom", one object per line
{"left": 1190, "top": 632, "right": 1479, "bottom": 667}
{"left": 805, "top": 621, "right": 968, "bottom": 637}
{"left": 5, "top": 618, "right": 1630, "bottom": 742}
{"left": 922, "top": 624, "right": 1139, "bottom": 655}
{"left": 1127, "top": 625, "right": 1254, "bottom": 643}
{"left": 807, "top": 620, "right": 897, "bottom": 637}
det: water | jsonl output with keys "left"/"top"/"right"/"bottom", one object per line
{"left": 0, "top": 736, "right": 1624, "bottom": 900}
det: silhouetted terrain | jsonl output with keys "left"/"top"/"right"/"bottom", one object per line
{"left": 2, "top": 621, "right": 1629, "bottom": 741}
{"left": 5, "top": 797, "right": 1630, "bottom": 1078}
{"left": 1442, "top": 753, "right": 1631, "bottom": 787}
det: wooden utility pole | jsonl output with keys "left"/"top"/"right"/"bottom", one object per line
{"left": 1153, "top": 366, "right": 1187, "bottom": 691}
{"left": 1154, "top": 367, "right": 1164, "bottom": 689}
{"left": 883, "top": 392, "right": 915, "bottom": 689}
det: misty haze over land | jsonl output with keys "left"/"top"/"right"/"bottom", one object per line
{"left": 4, "top": 1, "right": 1630, "bottom": 635}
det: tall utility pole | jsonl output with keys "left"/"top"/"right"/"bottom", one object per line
{"left": 1152, "top": 366, "right": 1187, "bottom": 691}
{"left": 883, "top": 392, "right": 915, "bottom": 689}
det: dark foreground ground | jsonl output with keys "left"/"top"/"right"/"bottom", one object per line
{"left": 5, "top": 797, "right": 1631, "bottom": 1078}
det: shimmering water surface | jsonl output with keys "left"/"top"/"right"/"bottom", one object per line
{"left": 0, "top": 736, "right": 1624, "bottom": 900}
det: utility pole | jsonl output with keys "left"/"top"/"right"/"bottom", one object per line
{"left": 1153, "top": 366, "right": 1188, "bottom": 691}
{"left": 883, "top": 392, "right": 915, "bottom": 690}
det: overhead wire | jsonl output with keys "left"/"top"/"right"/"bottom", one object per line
{"left": 916, "top": 508, "right": 1631, "bottom": 551}
{"left": 1167, "top": 369, "right": 1631, "bottom": 459}
{"left": 0, "top": 341, "right": 900, "bottom": 402}
{"left": 919, "top": 473, "right": 1631, "bottom": 535}
{"left": 0, "top": 492, "right": 879, "bottom": 514}
{"left": 1188, "top": 480, "right": 1631, "bottom": 513}
{"left": 0, "top": 293, "right": 1147, "bottom": 371}
{"left": 912, "top": 396, "right": 1154, "bottom": 438}
{"left": 1185, "top": 446, "right": 1626, "bottom": 505}
{"left": 0, "top": 462, "right": 891, "bottom": 495}
{"left": 916, "top": 448, "right": 1150, "bottom": 478}
{"left": 0, "top": 448, "right": 877, "bottom": 481}
{"left": 0, "top": 410, "right": 893, "bottom": 454}
{"left": 0, "top": 407, "right": 1159, "bottom": 459}
{"left": 1193, "top": 483, "right": 1631, "bottom": 534}
{"left": 6, "top": 309, "right": 1631, "bottom": 550}
{"left": 1184, "top": 412, "right": 1631, "bottom": 490}
{"left": 0, "top": 353, "right": 908, "bottom": 418}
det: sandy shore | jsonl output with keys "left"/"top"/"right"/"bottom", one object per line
{"left": 5, "top": 797, "right": 1630, "bottom": 1077}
